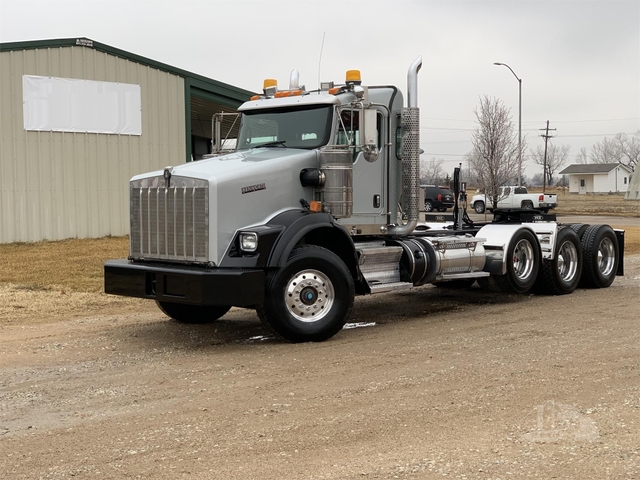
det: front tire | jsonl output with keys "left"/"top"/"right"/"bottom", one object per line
{"left": 424, "top": 200, "right": 434, "bottom": 212}
{"left": 156, "top": 301, "right": 230, "bottom": 324}
{"left": 535, "top": 227, "right": 582, "bottom": 295}
{"left": 257, "top": 246, "right": 354, "bottom": 342}
{"left": 579, "top": 225, "right": 619, "bottom": 288}
{"left": 474, "top": 201, "right": 485, "bottom": 214}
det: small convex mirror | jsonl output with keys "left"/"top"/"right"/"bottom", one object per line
{"left": 362, "top": 109, "right": 379, "bottom": 162}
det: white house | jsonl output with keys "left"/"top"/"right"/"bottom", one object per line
{"left": 559, "top": 163, "right": 633, "bottom": 194}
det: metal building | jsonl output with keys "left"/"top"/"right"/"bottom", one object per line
{"left": 0, "top": 37, "right": 253, "bottom": 243}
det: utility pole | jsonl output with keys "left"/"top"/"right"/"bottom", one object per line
{"left": 540, "top": 120, "right": 556, "bottom": 192}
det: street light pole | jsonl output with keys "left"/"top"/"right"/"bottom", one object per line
{"left": 494, "top": 62, "right": 522, "bottom": 187}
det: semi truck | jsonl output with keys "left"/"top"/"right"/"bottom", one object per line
{"left": 104, "top": 57, "right": 624, "bottom": 342}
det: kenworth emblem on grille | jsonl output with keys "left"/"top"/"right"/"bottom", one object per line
{"left": 163, "top": 166, "right": 173, "bottom": 188}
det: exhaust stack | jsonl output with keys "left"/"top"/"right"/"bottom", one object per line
{"left": 389, "top": 56, "right": 422, "bottom": 236}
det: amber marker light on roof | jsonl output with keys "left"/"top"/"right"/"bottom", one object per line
{"left": 346, "top": 70, "right": 361, "bottom": 84}
{"left": 263, "top": 78, "right": 277, "bottom": 90}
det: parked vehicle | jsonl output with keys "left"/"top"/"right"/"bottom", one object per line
{"left": 104, "top": 57, "right": 623, "bottom": 343}
{"left": 422, "top": 185, "right": 454, "bottom": 212}
{"left": 471, "top": 186, "right": 558, "bottom": 214}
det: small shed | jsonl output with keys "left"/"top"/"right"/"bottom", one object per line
{"left": 0, "top": 37, "right": 254, "bottom": 243}
{"left": 558, "top": 163, "right": 633, "bottom": 194}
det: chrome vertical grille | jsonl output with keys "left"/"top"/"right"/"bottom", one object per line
{"left": 130, "top": 175, "right": 209, "bottom": 263}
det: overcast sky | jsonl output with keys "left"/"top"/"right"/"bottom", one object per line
{"left": 1, "top": 0, "right": 638, "bottom": 177}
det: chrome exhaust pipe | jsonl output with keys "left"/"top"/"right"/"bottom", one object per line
{"left": 388, "top": 56, "right": 422, "bottom": 236}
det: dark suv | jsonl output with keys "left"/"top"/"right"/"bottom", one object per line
{"left": 422, "top": 185, "right": 455, "bottom": 212}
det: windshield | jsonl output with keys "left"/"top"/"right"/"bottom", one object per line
{"left": 237, "top": 105, "right": 333, "bottom": 150}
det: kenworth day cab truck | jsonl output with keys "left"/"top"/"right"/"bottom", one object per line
{"left": 104, "top": 57, "right": 624, "bottom": 343}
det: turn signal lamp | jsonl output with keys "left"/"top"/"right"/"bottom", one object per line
{"left": 346, "top": 69, "right": 362, "bottom": 85}
{"left": 309, "top": 201, "right": 323, "bottom": 213}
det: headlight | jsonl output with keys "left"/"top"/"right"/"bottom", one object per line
{"left": 240, "top": 232, "right": 258, "bottom": 252}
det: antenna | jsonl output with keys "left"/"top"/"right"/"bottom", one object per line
{"left": 317, "top": 32, "right": 326, "bottom": 91}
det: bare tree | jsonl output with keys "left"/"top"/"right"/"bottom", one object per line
{"left": 609, "top": 131, "right": 639, "bottom": 170}
{"left": 589, "top": 132, "right": 639, "bottom": 170}
{"left": 530, "top": 143, "right": 571, "bottom": 186}
{"left": 420, "top": 157, "right": 444, "bottom": 184}
{"left": 469, "top": 96, "right": 524, "bottom": 208}
{"left": 576, "top": 147, "right": 589, "bottom": 164}
{"left": 590, "top": 137, "right": 619, "bottom": 164}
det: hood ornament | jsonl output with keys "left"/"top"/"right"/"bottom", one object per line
{"left": 163, "top": 166, "right": 173, "bottom": 188}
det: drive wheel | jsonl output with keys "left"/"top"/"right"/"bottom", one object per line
{"left": 579, "top": 224, "right": 618, "bottom": 288}
{"left": 521, "top": 201, "right": 533, "bottom": 210}
{"left": 535, "top": 227, "right": 582, "bottom": 295}
{"left": 500, "top": 229, "right": 540, "bottom": 293}
{"left": 257, "top": 246, "right": 354, "bottom": 342}
{"left": 474, "top": 201, "right": 485, "bottom": 214}
{"left": 569, "top": 223, "right": 589, "bottom": 240}
{"left": 481, "top": 229, "right": 540, "bottom": 294}
{"left": 156, "top": 301, "right": 230, "bottom": 324}
{"left": 424, "top": 200, "right": 434, "bottom": 212}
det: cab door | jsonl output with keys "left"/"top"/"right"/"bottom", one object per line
{"left": 336, "top": 108, "right": 386, "bottom": 224}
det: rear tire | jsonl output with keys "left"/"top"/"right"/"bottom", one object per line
{"left": 569, "top": 223, "right": 589, "bottom": 240}
{"left": 257, "top": 245, "right": 354, "bottom": 342}
{"left": 579, "top": 225, "right": 619, "bottom": 288}
{"left": 480, "top": 228, "right": 540, "bottom": 294}
{"left": 156, "top": 301, "right": 230, "bottom": 324}
{"left": 535, "top": 227, "right": 582, "bottom": 295}
{"left": 474, "top": 201, "right": 485, "bottom": 214}
{"left": 521, "top": 201, "right": 533, "bottom": 210}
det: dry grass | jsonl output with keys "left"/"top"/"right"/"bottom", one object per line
{"left": 0, "top": 236, "right": 129, "bottom": 293}
{"left": 540, "top": 190, "right": 640, "bottom": 217}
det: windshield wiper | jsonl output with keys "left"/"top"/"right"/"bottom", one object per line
{"left": 255, "top": 140, "right": 287, "bottom": 148}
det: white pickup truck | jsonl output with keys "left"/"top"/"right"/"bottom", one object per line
{"left": 471, "top": 186, "right": 558, "bottom": 214}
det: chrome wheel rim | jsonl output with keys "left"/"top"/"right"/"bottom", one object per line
{"left": 285, "top": 269, "right": 334, "bottom": 323}
{"left": 597, "top": 237, "right": 615, "bottom": 277}
{"left": 557, "top": 239, "right": 578, "bottom": 283}
{"left": 513, "top": 239, "right": 535, "bottom": 281}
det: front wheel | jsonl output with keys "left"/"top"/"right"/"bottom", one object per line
{"left": 424, "top": 200, "right": 434, "bottom": 212}
{"left": 534, "top": 227, "right": 582, "bottom": 295}
{"left": 257, "top": 246, "right": 354, "bottom": 342}
{"left": 474, "top": 201, "right": 485, "bottom": 214}
{"left": 156, "top": 301, "right": 230, "bottom": 324}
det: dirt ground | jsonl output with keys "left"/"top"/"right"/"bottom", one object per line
{"left": 1, "top": 251, "right": 639, "bottom": 479}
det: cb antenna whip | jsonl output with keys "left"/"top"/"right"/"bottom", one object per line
{"left": 317, "top": 32, "right": 326, "bottom": 91}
